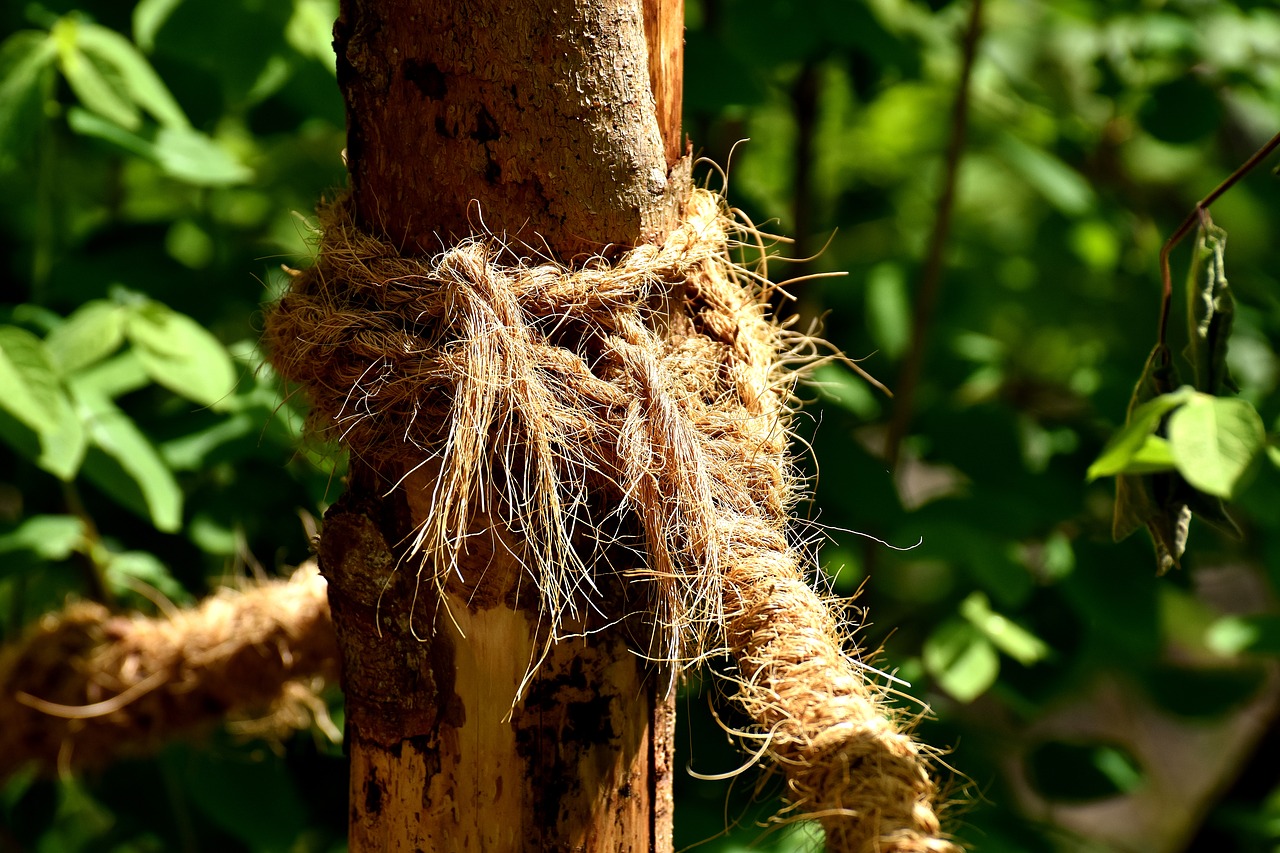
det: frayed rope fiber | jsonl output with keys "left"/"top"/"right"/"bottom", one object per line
{"left": 265, "top": 188, "right": 956, "bottom": 852}
{"left": 0, "top": 565, "right": 337, "bottom": 779}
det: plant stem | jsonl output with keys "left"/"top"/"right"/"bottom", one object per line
{"left": 1157, "top": 130, "right": 1280, "bottom": 348}
{"left": 884, "top": 0, "right": 984, "bottom": 471}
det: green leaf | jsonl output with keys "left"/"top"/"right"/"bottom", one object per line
{"left": 64, "top": 106, "right": 251, "bottom": 188}
{"left": 1185, "top": 223, "right": 1235, "bottom": 395}
{"left": 1206, "top": 615, "right": 1280, "bottom": 656}
{"left": 69, "top": 349, "right": 152, "bottom": 400}
{"left": 0, "top": 30, "right": 57, "bottom": 161}
{"left": 127, "top": 301, "right": 237, "bottom": 410}
{"left": 923, "top": 618, "right": 1000, "bottom": 703}
{"left": 133, "top": 0, "right": 185, "bottom": 52}
{"left": 997, "top": 134, "right": 1095, "bottom": 216}
{"left": 1120, "top": 434, "right": 1177, "bottom": 475}
{"left": 72, "top": 386, "right": 182, "bottom": 532}
{"left": 153, "top": 126, "right": 253, "bottom": 186}
{"left": 53, "top": 18, "right": 141, "bottom": 131}
{"left": 159, "top": 411, "right": 256, "bottom": 470}
{"left": 65, "top": 105, "right": 156, "bottom": 158}
{"left": 1167, "top": 395, "right": 1264, "bottom": 498}
{"left": 45, "top": 300, "right": 127, "bottom": 373}
{"left": 168, "top": 745, "right": 309, "bottom": 850}
{"left": 0, "top": 515, "right": 86, "bottom": 574}
{"left": 286, "top": 0, "right": 339, "bottom": 71}
{"left": 0, "top": 326, "right": 87, "bottom": 480}
{"left": 75, "top": 21, "right": 189, "bottom": 130}
{"left": 1027, "top": 740, "right": 1144, "bottom": 801}
{"left": 812, "top": 362, "right": 880, "bottom": 420}
{"left": 865, "top": 262, "right": 910, "bottom": 360}
{"left": 104, "top": 550, "right": 189, "bottom": 603}
{"left": 1087, "top": 385, "right": 1194, "bottom": 480}
{"left": 959, "top": 591, "right": 1050, "bottom": 666}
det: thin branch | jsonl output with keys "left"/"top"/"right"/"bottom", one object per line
{"left": 884, "top": 0, "right": 984, "bottom": 472}
{"left": 1157, "top": 130, "right": 1280, "bottom": 348}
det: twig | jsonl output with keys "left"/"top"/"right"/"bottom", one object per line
{"left": 1157, "top": 131, "right": 1280, "bottom": 348}
{"left": 884, "top": 0, "right": 984, "bottom": 471}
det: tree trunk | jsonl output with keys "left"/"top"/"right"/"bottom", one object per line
{"left": 320, "top": 1, "right": 688, "bottom": 849}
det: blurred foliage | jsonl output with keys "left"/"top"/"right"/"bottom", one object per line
{"left": 2, "top": 0, "right": 1280, "bottom": 851}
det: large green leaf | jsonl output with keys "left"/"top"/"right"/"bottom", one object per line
{"left": 45, "top": 300, "right": 128, "bottom": 374}
{"left": 0, "top": 326, "right": 87, "bottom": 480}
{"left": 1167, "top": 395, "right": 1264, "bottom": 499}
{"left": 1087, "top": 385, "right": 1194, "bottom": 480}
{"left": 0, "top": 515, "right": 86, "bottom": 579}
{"left": 66, "top": 106, "right": 253, "bottom": 188}
{"left": 72, "top": 385, "right": 182, "bottom": 532}
{"left": 127, "top": 301, "right": 237, "bottom": 410}
{"left": 74, "top": 21, "right": 189, "bottom": 130}
{"left": 53, "top": 18, "right": 141, "bottom": 131}
{"left": 153, "top": 126, "right": 254, "bottom": 187}
{"left": 0, "top": 30, "right": 57, "bottom": 162}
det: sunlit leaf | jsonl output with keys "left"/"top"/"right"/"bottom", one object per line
{"left": 45, "top": 300, "right": 127, "bottom": 373}
{"left": 153, "top": 126, "right": 253, "bottom": 186}
{"left": 1087, "top": 385, "right": 1193, "bottom": 480}
{"left": 65, "top": 105, "right": 155, "bottom": 158}
{"left": 0, "top": 326, "right": 87, "bottom": 480}
{"left": 959, "top": 591, "right": 1050, "bottom": 665}
{"left": 0, "top": 515, "right": 86, "bottom": 579}
{"left": 75, "top": 21, "right": 189, "bottom": 130}
{"left": 133, "top": 0, "right": 185, "bottom": 52}
{"left": 0, "top": 30, "right": 57, "bottom": 162}
{"left": 997, "top": 134, "right": 1094, "bottom": 216}
{"left": 72, "top": 385, "right": 182, "bottom": 532}
{"left": 923, "top": 618, "right": 1000, "bottom": 703}
{"left": 1167, "top": 395, "right": 1264, "bottom": 499}
{"left": 104, "top": 549, "right": 189, "bottom": 603}
{"left": 53, "top": 18, "right": 141, "bottom": 131}
{"left": 812, "top": 363, "right": 880, "bottom": 420}
{"left": 127, "top": 301, "right": 237, "bottom": 410}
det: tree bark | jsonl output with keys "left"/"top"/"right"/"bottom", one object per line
{"left": 323, "top": 1, "right": 687, "bottom": 849}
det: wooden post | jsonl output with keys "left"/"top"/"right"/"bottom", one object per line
{"left": 320, "top": 0, "right": 688, "bottom": 849}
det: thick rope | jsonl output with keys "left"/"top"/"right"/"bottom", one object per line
{"left": 0, "top": 565, "right": 337, "bottom": 778}
{"left": 264, "top": 189, "right": 956, "bottom": 852}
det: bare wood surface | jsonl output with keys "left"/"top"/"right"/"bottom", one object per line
{"left": 337, "top": 0, "right": 688, "bottom": 258}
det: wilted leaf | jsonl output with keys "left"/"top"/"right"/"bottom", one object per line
{"left": 1185, "top": 223, "right": 1235, "bottom": 395}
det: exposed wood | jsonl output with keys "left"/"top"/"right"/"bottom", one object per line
{"left": 643, "top": 0, "right": 685, "bottom": 167}
{"left": 324, "top": 0, "right": 689, "bottom": 849}
{"left": 336, "top": 0, "right": 689, "bottom": 258}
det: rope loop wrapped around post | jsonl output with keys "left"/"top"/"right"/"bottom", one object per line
{"left": 264, "top": 188, "right": 958, "bottom": 852}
